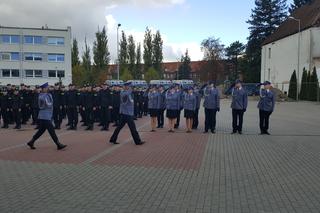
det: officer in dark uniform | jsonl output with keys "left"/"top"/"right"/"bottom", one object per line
{"left": 0, "top": 89, "right": 9, "bottom": 129}
{"left": 12, "top": 88, "right": 23, "bottom": 129}
{"left": 79, "top": 86, "right": 87, "bottom": 125}
{"left": 111, "top": 85, "right": 121, "bottom": 126}
{"left": 203, "top": 81, "right": 220, "bottom": 134}
{"left": 51, "top": 83, "right": 62, "bottom": 129}
{"left": 6, "top": 84, "right": 14, "bottom": 124}
{"left": 231, "top": 80, "right": 248, "bottom": 134}
{"left": 60, "top": 85, "right": 67, "bottom": 121}
{"left": 192, "top": 85, "right": 201, "bottom": 129}
{"left": 66, "top": 84, "right": 78, "bottom": 130}
{"left": 109, "top": 82, "right": 145, "bottom": 145}
{"left": 99, "top": 83, "right": 113, "bottom": 131}
{"left": 257, "top": 81, "right": 275, "bottom": 135}
{"left": 31, "top": 86, "right": 40, "bottom": 128}
{"left": 83, "top": 85, "right": 97, "bottom": 130}
{"left": 174, "top": 84, "right": 183, "bottom": 129}
{"left": 20, "top": 84, "right": 30, "bottom": 124}
{"left": 157, "top": 85, "right": 166, "bottom": 128}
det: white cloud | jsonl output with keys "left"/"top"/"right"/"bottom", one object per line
{"left": 0, "top": 0, "right": 201, "bottom": 62}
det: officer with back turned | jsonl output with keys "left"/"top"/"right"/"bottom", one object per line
{"left": 51, "top": 83, "right": 62, "bottom": 129}
{"left": 111, "top": 85, "right": 121, "bottom": 126}
{"left": 66, "top": 84, "right": 78, "bottom": 130}
{"left": 99, "top": 83, "right": 113, "bottom": 131}
{"left": 231, "top": 80, "right": 248, "bottom": 134}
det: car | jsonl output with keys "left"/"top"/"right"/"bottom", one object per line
{"left": 105, "top": 80, "right": 124, "bottom": 86}
{"left": 149, "top": 80, "right": 172, "bottom": 90}
{"left": 126, "top": 80, "right": 148, "bottom": 88}
{"left": 172, "top": 80, "right": 194, "bottom": 89}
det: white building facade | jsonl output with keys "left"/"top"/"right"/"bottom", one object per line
{"left": 0, "top": 26, "right": 72, "bottom": 86}
{"left": 261, "top": 0, "right": 320, "bottom": 93}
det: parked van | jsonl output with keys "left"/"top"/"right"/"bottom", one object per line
{"left": 105, "top": 80, "right": 124, "bottom": 86}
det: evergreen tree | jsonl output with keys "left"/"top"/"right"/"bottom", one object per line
{"left": 135, "top": 43, "right": 142, "bottom": 80}
{"left": 246, "top": 0, "right": 288, "bottom": 82}
{"left": 289, "top": 0, "right": 313, "bottom": 13}
{"left": 144, "top": 67, "right": 159, "bottom": 83}
{"left": 306, "top": 70, "right": 311, "bottom": 100}
{"left": 143, "top": 27, "right": 153, "bottom": 73}
{"left": 178, "top": 50, "right": 192, "bottom": 80}
{"left": 119, "top": 31, "right": 128, "bottom": 75}
{"left": 120, "top": 67, "right": 133, "bottom": 81}
{"left": 225, "top": 41, "right": 245, "bottom": 81}
{"left": 152, "top": 30, "right": 163, "bottom": 77}
{"left": 300, "top": 68, "right": 308, "bottom": 100}
{"left": 71, "top": 38, "right": 80, "bottom": 67}
{"left": 93, "top": 26, "right": 110, "bottom": 69}
{"left": 288, "top": 70, "right": 297, "bottom": 100}
{"left": 309, "top": 67, "right": 319, "bottom": 101}
{"left": 82, "top": 38, "right": 91, "bottom": 83}
{"left": 127, "top": 35, "right": 136, "bottom": 78}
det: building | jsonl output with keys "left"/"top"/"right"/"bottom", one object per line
{"left": 0, "top": 26, "right": 72, "bottom": 86}
{"left": 261, "top": 0, "right": 320, "bottom": 92}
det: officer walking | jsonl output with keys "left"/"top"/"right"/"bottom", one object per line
{"left": 27, "top": 83, "right": 67, "bottom": 150}
{"left": 109, "top": 82, "right": 145, "bottom": 145}
{"left": 203, "top": 81, "right": 220, "bottom": 134}
{"left": 257, "top": 81, "right": 275, "bottom": 135}
{"left": 231, "top": 80, "right": 248, "bottom": 134}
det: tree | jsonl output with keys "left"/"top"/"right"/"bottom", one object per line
{"left": 144, "top": 67, "right": 159, "bottom": 83}
{"left": 127, "top": 35, "right": 136, "bottom": 78}
{"left": 200, "top": 37, "right": 225, "bottom": 82}
{"left": 225, "top": 41, "right": 245, "bottom": 81}
{"left": 93, "top": 26, "right": 110, "bottom": 69}
{"left": 143, "top": 27, "right": 153, "bottom": 73}
{"left": 71, "top": 38, "right": 80, "bottom": 67}
{"left": 135, "top": 43, "right": 143, "bottom": 80}
{"left": 72, "top": 64, "right": 86, "bottom": 86}
{"left": 120, "top": 68, "right": 133, "bottom": 81}
{"left": 119, "top": 31, "right": 128, "bottom": 75}
{"left": 288, "top": 70, "right": 297, "bottom": 100}
{"left": 152, "top": 30, "right": 163, "bottom": 77}
{"left": 309, "top": 67, "right": 319, "bottom": 101}
{"left": 82, "top": 38, "right": 91, "bottom": 83}
{"left": 289, "top": 0, "right": 313, "bottom": 13}
{"left": 246, "top": 0, "right": 288, "bottom": 82}
{"left": 300, "top": 68, "right": 308, "bottom": 100}
{"left": 178, "top": 50, "right": 192, "bottom": 80}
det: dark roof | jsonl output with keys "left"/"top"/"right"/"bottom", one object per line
{"left": 0, "top": 26, "right": 70, "bottom": 32}
{"left": 263, "top": 0, "right": 320, "bottom": 45}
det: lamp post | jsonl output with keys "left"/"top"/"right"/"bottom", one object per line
{"left": 289, "top": 16, "right": 301, "bottom": 101}
{"left": 117, "top": 23, "right": 121, "bottom": 80}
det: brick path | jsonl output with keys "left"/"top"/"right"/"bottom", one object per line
{"left": 0, "top": 100, "right": 320, "bottom": 213}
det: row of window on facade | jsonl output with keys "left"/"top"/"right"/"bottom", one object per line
{"left": 163, "top": 73, "right": 200, "bottom": 79}
{"left": 1, "top": 69, "right": 65, "bottom": 78}
{"left": 0, "top": 52, "right": 64, "bottom": 62}
{"left": 0, "top": 35, "right": 65, "bottom": 45}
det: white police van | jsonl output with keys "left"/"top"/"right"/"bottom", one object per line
{"left": 150, "top": 80, "right": 172, "bottom": 90}
{"left": 105, "top": 80, "right": 124, "bottom": 86}
{"left": 126, "top": 80, "right": 148, "bottom": 88}
{"left": 172, "top": 80, "right": 194, "bottom": 89}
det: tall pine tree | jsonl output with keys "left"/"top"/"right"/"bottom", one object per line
{"left": 288, "top": 70, "right": 297, "bottom": 100}
{"left": 309, "top": 67, "right": 319, "bottom": 101}
{"left": 82, "top": 38, "right": 91, "bottom": 84}
{"left": 127, "top": 35, "right": 136, "bottom": 78}
{"left": 300, "top": 68, "right": 308, "bottom": 100}
{"left": 119, "top": 31, "right": 128, "bottom": 75}
{"left": 143, "top": 27, "right": 153, "bottom": 74}
{"left": 152, "top": 30, "right": 163, "bottom": 77}
{"left": 246, "top": 0, "right": 287, "bottom": 82}
{"left": 289, "top": 0, "right": 313, "bottom": 13}
{"left": 135, "top": 43, "right": 142, "bottom": 80}
{"left": 178, "top": 50, "right": 192, "bottom": 80}
{"left": 71, "top": 38, "right": 80, "bottom": 67}
{"left": 93, "top": 26, "right": 110, "bottom": 69}
{"left": 225, "top": 41, "right": 245, "bottom": 81}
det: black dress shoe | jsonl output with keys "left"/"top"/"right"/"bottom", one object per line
{"left": 211, "top": 130, "right": 216, "bottom": 134}
{"left": 57, "top": 144, "right": 67, "bottom": 150}
{"left": 136, "top": 141, "right": 145, "bottom": 145}
{"left": 203, "top": 131, "right": 208, "bottom": 134}
{"left": 265, "top": 131, "right": 271, "bottom": 135}
{"left": 238, "top": 131, "right": 242, "bottom": 135}
{"left": 85, "top": 127, "right": 93, "bottom": 131}
{"left": 109, "top": 141, "right": 120, "bottom": 144}
{"left": 16, "top": 126, "right": 21, "bottom": 130}
{"left": 231, "top": 131, "right": 237, "bottom": 134}
{"left": 27, "top": 142, "right": 36, "bottom": 150}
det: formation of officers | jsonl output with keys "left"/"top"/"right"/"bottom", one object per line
{"left": 0, "top": 79, "right": 276, "bottom": 136}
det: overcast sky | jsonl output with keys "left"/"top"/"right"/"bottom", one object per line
{"left": 0, "top": 0, "right": 292, "bottom": 62}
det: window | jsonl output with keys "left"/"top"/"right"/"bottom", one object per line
{"left": 2, "top": 69, "right": 10, "bottom": 77}
{"left": 1, "top": 69, "right": 19, "bottom": 77}
{"left": 48, "top": 70, "right": 65, "bottom": 78}
{"left": 47, "top": 37, "right": 64, "bottom": 45}
{"left": 1, "top": 53, "right": 10, "bottom": 60}
{"left": 48, "top": 54, "right": 64, "bottom": 62}
{"left": 1, "top": 35, "right": 19, "bottom": 44}
{"left": 268, "top": 48, "right": 271, "bottom": 59}
{"left": 11, "top": 52, "right": 20, "bottom": 61}
{"left": 25, "top": 70, "right": 42, "bottom": 78}
{"left": 1, "top": 52, "right": 20, "bottom": 61}
{"left": 11, "top": 69, "right": 20, "bottom": 77}
{"left": 268, "top": 68, "right": 271, "bottom": 81}
{"left": 24, "top": 53, "right": 42, "bottom": 61}
{"left": 24, "top": 36, "right": 43, "bottom": 44}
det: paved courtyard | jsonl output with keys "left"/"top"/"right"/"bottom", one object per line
{"left": 0, "top": 100, "right": 320, "bottom": 213}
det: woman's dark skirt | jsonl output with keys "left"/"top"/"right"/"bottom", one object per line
{"left": 166, "top": 109, "right": 178, "bottom": 119}
{"left": 184, "top": 109, "right": 195, "bottom": 119}
{"left": 149, "top": 108, "right": 159, "bottom": 117}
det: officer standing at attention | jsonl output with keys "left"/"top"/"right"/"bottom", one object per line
{"left": 27, "top": 83, "right": 67, "bottom": 150}
{"left": 192, "top": 84, "right": 201, "bottom": 130}
{"left": 157, "top": 85, "right": 166, "bottom": 128}
{"left": 51, "top": 83, "right": 62, "bottom": 129}
{"left": 257, "top": 81, "right": 275, "bottom": 135}
{"left": 166, "top": 85, "right": 181, "bottom": 133}
{"left": 203, "top": 81, "right": 220, "bottom": 134}
{"left": 1, "top": 89, "right": 9, "bottom": 129}
{"left": 31, "top": 86, "right": 40, "bottom": 128}
{"left": 12, "top": 88, "right": 23, "bottom": 129}
{"left": 111, "top": 85, "right": 121, "bottom": 126}
{"left": 66, "top": 84, "right": 78, "bottom": 130}
{"left": 231, "top": 80, "right": 248, "bottom": 134}
{"left": 174, "top": 84, "right": 183, "bottom": 129}
{"left": 83, "top": 85, "right": 96, "bottom": 131}
{"left": 99, "top": 83, "right": 113, "bottom": 131}
{"left": 109, "top": 82, "right": 145, "bottom": 145}
{"left": 183, "top": 87, "right": 197, "bottom": 133}
{"left": 148, "top": 85, "right": 160, "bottom": 132}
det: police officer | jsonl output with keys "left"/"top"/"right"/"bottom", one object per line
{"left": 111, "top": 85, "right": 121, "bottom": 126}
{"left": 157, "top": 85, "right": 166, "bottom": 128}
{"left": 1, "top": 89, "right": 9, "bottom": 129}
{"left": 174, "top": 84, "right": 183, "bottom": 129}
{"left": 192, "top": 85, "right": 201, "bottom": 130}
{"left": 99, "top": 83, "right": 113, "bottom": 131}
{"left": 51, "top": 83, "right": 62, "bottom": 129}
{"left": 109, "top": 82, "right": 145, "bottom": 145}
{"left": 183, "top": 87, "right": 197, "bottom": 133}
{"left": 166, "top": 85, "right": 181, "bottom": 133}
{"left": 148, "top": 85, "right": 160, "bottom": 132}
{"left": 27, "top": 83, "right": 67, "bottom": 150}
{"left": 203, "top": 81, "right": 220, "bottom": 134}
{"left": 12, "top": 88, "right": 23, "bottom": 129}
{"left": 257, "top": 81, "right": 275, "bottom": 135}
{"left": 20, "top": 84, "right": 31, "bottom": 124}
{"left": 66, "top": 84, "right": 78, "bottom": 130}
{"left": 83, "top": 85, "right": 96, "bottom": 130}
{"left": 231, "top": 80, "right": 248, "bottom": 134}
{"left": 31, "top": 86, "right": 40, "bottom": 128}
